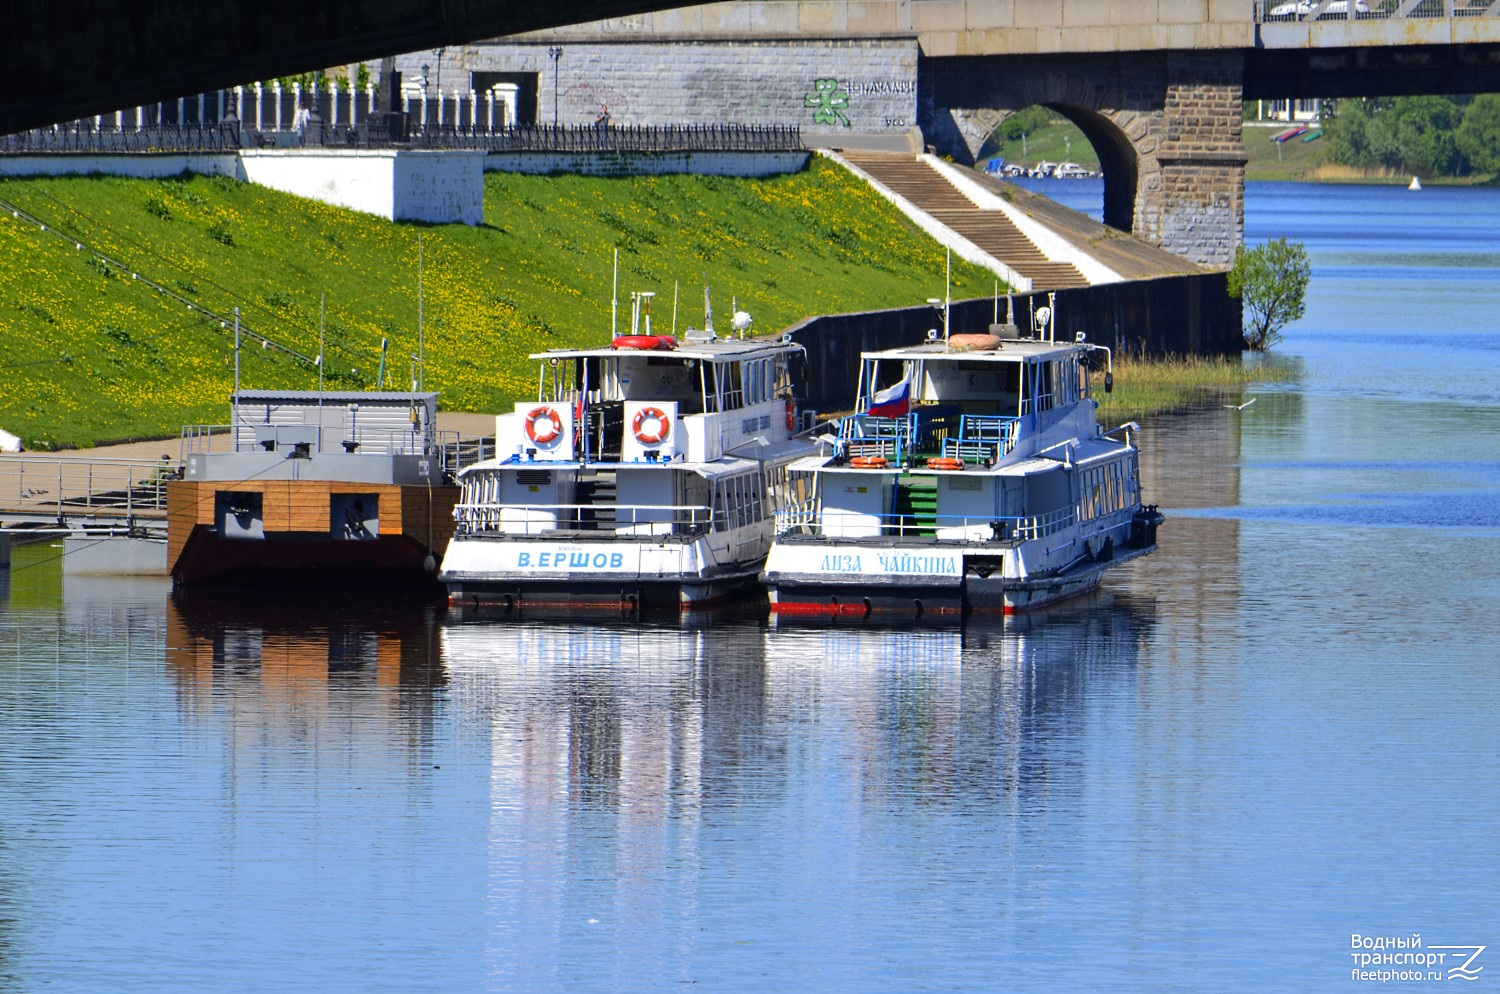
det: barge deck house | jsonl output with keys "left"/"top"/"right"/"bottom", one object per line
{"left": 440, "top": 298, "right": 818, "bottom": 612}
{"left": 761, "top": 318, "right": 1162, "bottom": 617}
{"left": 167, "top": 390, "right": 460, "bottom": 591}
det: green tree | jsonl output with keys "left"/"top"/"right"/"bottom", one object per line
{"left": 1456, "top": 93, "right": 1500, "bottom": 174}
{"left": 1227, "top": 238, "right": 1310, "bottom": 351}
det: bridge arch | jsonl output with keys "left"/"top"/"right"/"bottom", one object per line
{"left": 984, "top": 102, "right": 1141, "bottom": 235}
{"left": 922, "top": 52, "right": 1245, "bottom": 269}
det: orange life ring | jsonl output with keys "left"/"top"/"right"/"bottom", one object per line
{"left": 785, "top": 397, "right": 796, "bottom": 434}
{"left": 612, "top": 335, "right": 676, "bottom": 351}
{"left": 632, "top": 406, "right": 671, "bottom": 445}
{"left": 524, "top": 406, "right": 563, "bottom": 445}
{"left": 927, "top": 457, "right": 965, "bottom": 471}
{"left": 849, "top": 455, "right": 888, "bottom": 469}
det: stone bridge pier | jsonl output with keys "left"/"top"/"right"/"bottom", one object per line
{"left": 922, "top": 51, "right": 1246, "bottom": 269}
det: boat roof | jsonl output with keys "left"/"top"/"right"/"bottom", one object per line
{"left": 530, "top": 335, "right": 799, "bottom": 363}
{"left": 235, "top": 389, "right": 439, "bottom": 404}
{"left": 862, "top": 337, "right": 1089, "bottom": 363}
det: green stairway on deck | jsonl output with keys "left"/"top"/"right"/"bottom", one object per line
{"left": 893, "top": 477, "right": 938, "bottom": 536}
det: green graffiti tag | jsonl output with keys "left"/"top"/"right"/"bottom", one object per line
{"left": 805, "top": 78, "right": 851, "bottom": 127}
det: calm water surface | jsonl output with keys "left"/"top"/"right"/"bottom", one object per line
{"left": 2, "top": 182, "right": 1498, "bottom": 992}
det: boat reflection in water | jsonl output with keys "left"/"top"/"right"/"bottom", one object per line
{"left": 439, "top": 593, "right": 1157, "bottom": 819}
{"left": 165, "top": 589, "right": 446, "bottom": 692}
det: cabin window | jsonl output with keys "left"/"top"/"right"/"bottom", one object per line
{"left": 1078, "top": 462, "right": 1128, "bottom": 522}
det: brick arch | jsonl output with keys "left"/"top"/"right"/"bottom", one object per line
{"left": 937, "top": 98, "right": 1155, "bottom": 239}
{"left": 921, "top": 52, "right": 1245, "bottom": 269}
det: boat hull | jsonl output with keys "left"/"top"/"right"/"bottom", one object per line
{"left": 440, "top": 535, "right": 763, "bottom": 611}
{"left": 763, "top": 540, "right": 1155, "bottom": 618}
{"left": 170, "top": 527, "right": 445, "bottom": 592}
{"left": 166, "top": 478, "right": 457, "bottom": 592}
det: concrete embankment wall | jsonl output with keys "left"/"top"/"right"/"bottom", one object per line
{"left": 787, "top": 272, "right": 1240, "bottom": 415}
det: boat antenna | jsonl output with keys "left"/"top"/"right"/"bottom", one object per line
{"left": 945, "top": 246, "right": 952, "bottom": 338}
{"left": 703, "top": 284, "right": 714, "bottom": 336}
{"left": 417, "top": 233, "right": 425, "bottom": 391}
{"left": 378, "top": 336, "right": 389, "bottom": 388}
{"left": 993, "top": 279, "right": 999, "bottom": 325}
{"left": 1048, "top": 290, "right": 1056, "bottom": 342}
{"left": 611, "top": 248, "right": 619, "bottom": 341}
{"left": 313, "top": 295, "right": 322, "bottom": 401}
{"left": 232, "top": 306, "right": 240, "bottom": 439}
{"left": 673, "top": 280, "right": 679, "bottom": 336}
{"left": 1006, "top": 293, "right": 1015, "bottom": 327}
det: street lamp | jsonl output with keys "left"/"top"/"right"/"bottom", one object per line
{"left": 547, "top": 46, "right": 563, "bottom": 127}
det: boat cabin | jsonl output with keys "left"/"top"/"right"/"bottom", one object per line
{"left": 492, "top": 333, "right": 802, "bottom": 466}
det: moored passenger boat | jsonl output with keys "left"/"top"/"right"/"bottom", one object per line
{"left": 761, "top": 313, "right": 1162, "bottom": 617}
{"left": 440, "top": 294, "right": 818, "bottom": 611}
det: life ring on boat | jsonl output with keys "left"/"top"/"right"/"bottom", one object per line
{"left": 524, "top": 406, "right": 563, "bottom": 445}
{"left": 631, "top": 406, "right": 671, "bottom": 445}
{"left": 785, "top": 397, "right": 796, "bottom": 434}
{"left": 849, "top": 455, "right": 887, "bottom": 469}
{"left": 612, "top": 335, "right": 676, "bottom": 351}
{"left": 926, "top": 457, "right": 965, "bottom": 471}
{"left": 947, "top": 333, "right": 1003, "bottom": 353}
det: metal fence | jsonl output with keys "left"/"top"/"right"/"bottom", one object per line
{"left": 4, "top": 113, "right": 801, "bottom": 156}
{"left": 2, "top": 123, "right": 242, "bottom": 154}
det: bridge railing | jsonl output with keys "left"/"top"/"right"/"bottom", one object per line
{"left": 1255, "top": 0, "right": 1498, "bottom": 23}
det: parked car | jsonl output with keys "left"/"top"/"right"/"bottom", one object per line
{"left": 1265, "top": 0, "right": 1371, "bottom": 20}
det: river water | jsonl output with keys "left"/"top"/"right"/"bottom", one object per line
{"left": 2, "top": 183, "right": 1497, "bottom": 992}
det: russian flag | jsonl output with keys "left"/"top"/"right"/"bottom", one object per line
{"left": 866, "top": 376, "right": 911, "bottom": 418}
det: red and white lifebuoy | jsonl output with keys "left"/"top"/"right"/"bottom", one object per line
{"left": 524, "top": 406, "right": 563, "bottom": 445}
{"left": 612, "top": 335, "right": 676, "bottom": 351}
{"left": 926, "top": 456, "right": 964, "bottom": 471}
{"left": 849, "top": 455, "right": 888, "bottom": 469}
{"left": 632, "top": 406, "right": 671, "bottom": 445}
{"left": 785, "top": 397, "right": 797, "bottom": 434}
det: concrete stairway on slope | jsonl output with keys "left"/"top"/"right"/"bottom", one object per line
{"left": 839, "top": 152, "right": 1089, "bottom": 290}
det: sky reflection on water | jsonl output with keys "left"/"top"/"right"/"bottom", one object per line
{"left": 2, "top": 181, "right": 1499, "bottom": 991}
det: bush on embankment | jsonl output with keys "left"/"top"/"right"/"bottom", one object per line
{"left": 0, "top": 159, "right": 996, "bottom": 449}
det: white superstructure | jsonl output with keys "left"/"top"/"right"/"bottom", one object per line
{"left": 440, "top": 298, "right": 817, "bottom": 611}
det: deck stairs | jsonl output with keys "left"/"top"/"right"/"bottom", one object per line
{"left": 838, "top": 151, "right": 1089, "bottom": 290}
{"left": 892, "top": 477, "right": 938, "bottom": 537}
{"left": 576, "top": 469, "right": 617, "bottom": 531}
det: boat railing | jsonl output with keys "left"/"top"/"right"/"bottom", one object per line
{"left": 940, "top": 415, "right": 1019, "bottom": 462}
{"left": 454, "top": 501, "right": 715, "bottom": 537}
{"left": 181, "top": 423, "right": 484, "bottom": 476}
{"left": 774, "top": 502, "right": 1075, "bottom": 542}
{"left": 838, "top": 413, "right": 913, "bottom": 462}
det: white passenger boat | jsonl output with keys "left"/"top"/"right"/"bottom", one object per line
{"left": 761, "top": 311, "right": 1162, "bottom": 617}
{"left": 440, "top": 294, "right": 818, "bottom": 611}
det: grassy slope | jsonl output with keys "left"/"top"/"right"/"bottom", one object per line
{"left": 0, "top": 159, "right": 997, "bottom": 448}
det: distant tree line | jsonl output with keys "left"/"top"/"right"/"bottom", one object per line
{"left": 1322, "top": 94, "right": 1500, "bottom": 177}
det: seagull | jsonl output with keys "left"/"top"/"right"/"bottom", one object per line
{"left": 1223, "top": 397, "right": 1257, "bottom": 410}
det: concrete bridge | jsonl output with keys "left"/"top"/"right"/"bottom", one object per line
{"left": 7, "top": 0, "right": 1500, "bottom": 266}
{"left": 506, "top": 0, "right": 1500, "bottom": 267}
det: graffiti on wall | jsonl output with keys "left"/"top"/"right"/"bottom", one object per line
{"left": 564, "top": 83, "right": 630, "bottom": 120}
{"left": 804, "top": 78, "right": 850, "bottom": 127}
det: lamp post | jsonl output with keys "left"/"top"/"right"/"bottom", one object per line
{"left": 547, "top": 46, "right": 563, "bottom": 127}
